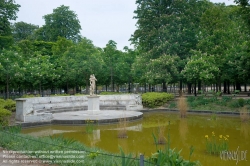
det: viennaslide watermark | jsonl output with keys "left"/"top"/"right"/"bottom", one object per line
{"left": 220, "top": 146, "right": 247, "bottom": 165}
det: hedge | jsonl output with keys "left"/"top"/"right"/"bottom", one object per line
{"left": 142, "top": 92, "right": 174, "bottom": 108}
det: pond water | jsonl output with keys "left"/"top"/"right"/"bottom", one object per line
{"left": 22, "top": 112, "right": 250, "bottom": 166}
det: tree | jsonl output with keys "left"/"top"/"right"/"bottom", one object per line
{"left": 0, "top": 0, "right": 20, "bottom": 49}
{"left": 12, "top": 21, "right": 39, "bottom": 42}
{"left": 181, "top": 50, "right": 219, "bottom": 96}
{"left": 23, "top": 53, "right": 55, "bottom": 95}
{"left": 198, "top": 4, "right": 249, "bottom": 92}
{"left": 0, "top": 49, "right": 22, "bottom": 98}
{"left": 131, "top": 0, "right": 211, "bottom": 90}
{"left": 103, "top": 40, "right": 119, "bottom": 91}
{"left": 57, "top": 37, "right": 102, "bottom": 93}
{"left": 36, "top": 5, "right": 81, "bottom": 42}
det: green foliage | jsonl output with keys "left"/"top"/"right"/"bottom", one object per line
{"left": 0, "top": 130, "right": 127, "bottom": 165}
{"left": 3, "top": 99, "right": 16, "bottom": 112}
{"left": 238, "top": 98, "right": 245, "bottom": 107}
{"left": 0, "top": 108, "right": 11, "bottom": 126}
{"left": 100, "top": 92, "right": 124, "bottom": 95}
{"left": 229, "top": 100, "right": 241, "bottom": 108}
{"left": 115, "top": 146, "right": 137, "bottom": 166}
{"left": 12, "top": 21, "right": 39, "bottom": 42}
{"left": 169, "top": 102, "right": 177, "bottom": 109}
{"left": 181, "top": 50, "right": 219, "bottom": 84}
{"left": 0, "top": 0, "right": 20, "bottom": 49}
{"left": 205, "top": 132, "right": 229, "bottom": 155}
{"left": 4, "top": 125, "right": 22, "bottom": 133}
{"left": 85, "top": 119, "right": 96, "bottom": 134}
{"left": 142, "top": 92, "right": 174, "bottom": 108}
{"left": 150, "top": 125, "right": 198, "bottom": 166}
{"left": 38, "top": 5, "right": 81, "bottom": 42}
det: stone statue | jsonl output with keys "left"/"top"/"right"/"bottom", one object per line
{"left": 89, "top": 74, "right": 97, "bottom": 95}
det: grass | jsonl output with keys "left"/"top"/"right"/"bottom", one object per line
{"left": 0, "top": 126, "right": 138, "bottom": 166}
{"left": 168, "top": 96, "right": 250, "bottom": 112}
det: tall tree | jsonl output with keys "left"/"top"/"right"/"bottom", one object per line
{"left": 103, "top": 40, "right": 119, "bottom": 91}
{"left": 12, "top": 21, "right": 39, "bottom": 42}
{"left": 131, "top": 0, "right": 211, "bottom": 89}
{"left": 36, "top": 5, "right": 81, "bottom": 42}
{"left": 0, "top": 49, "right": 21, "bottom": 98}
{"left": 0, "top": 0, "right": 20, "bottom": 49}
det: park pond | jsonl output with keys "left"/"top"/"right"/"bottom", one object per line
{"left": 22, "top": 112, "right": 250, "bottom": 166}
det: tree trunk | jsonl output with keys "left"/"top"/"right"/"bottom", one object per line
{"left": 6, "top": 74, "right": 9, "bottom": 99}
{"left": 149, "top": 84, "right": 151, "bottom": 92}
{"left": 236, "top": 82, "right": 241, "bottom": 91}
{"left": 144, "top": 83, "right": 147, "bottom": 93}
{"left": 179, "top": 80, "right": 183, "bottom": 91}
{"left": 223, "top": 81, "right": 227, "bottom": 94}
{"left": 188, "top": 83, "right": 191, "bottom": 94}
{"left": 244, "top": 84, "right": 247, "bottom": 92}
{"left": 39, "top": 82, "right": 42, "bottom": 96}
{"left": 198, "top": 80, "right": 201, "bottom": 92}
{"left": 194, "top": 82, "right": 197, "bottom": 96}
{"left": 218, "top": 77, "right": 221, "bottom": 92}
{"left": 162, "top": 80, "right": 167, "bottom": 92}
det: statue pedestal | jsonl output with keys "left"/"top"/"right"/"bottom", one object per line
{"left": 87, "top": 96, "right": 100, "bottom": 114}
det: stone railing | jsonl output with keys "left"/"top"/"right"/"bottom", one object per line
{"left": 15, "top": 94, "right": 143, "bottom": 122}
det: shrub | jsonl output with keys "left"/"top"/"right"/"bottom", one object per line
{"left": 229, "top": 100, "right": 240, "bottom": 108}
{"left": 187, "top": 96, "right": 196, "bottom": 103}
{"left": 222, "top": 96, "right": 232, "bottom": 102}
{"left": 246, "top": 99, "right": 250, "bottom": 105}
{"left": 0, "top": 108, "right": 11, "bottom": 126}
{"left": 3, "top": 99, "right": 16, "bottom": 112}
{"left": 99, "top": 91, "right": 124, "bottom": 95}
{"left": 142, "top": 92, "right": 174, "bottom": 108}
{"left": 21, "top": 94, "right": 41, "bottom": 98}
{"left": 238, "top": 98, "right": 245, "bottom": 107}
{"left": 169, "top": 102, "right": 177, "bottom": 108}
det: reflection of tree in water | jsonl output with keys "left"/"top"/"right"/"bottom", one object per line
{"left": 240, "top": 123, "right": 249, "bottom": 139}
{"left": 179, "top": 118, "right": 188, "bottom": 143}
{"left": 88, "top": 130, "right": 100, "bottom": 147}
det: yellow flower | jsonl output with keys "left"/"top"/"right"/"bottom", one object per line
{"left": 219, "top": 135, "right": 222, "bottom": 139}
{"left": 205, "top": 135, "right": 208, "bottom": 138}
{"left": 226, "top": 135, "right": 229, "bottom": 138}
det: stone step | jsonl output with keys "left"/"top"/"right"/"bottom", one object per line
{"left": 36, "top": 105, "right": 126, "bottom": 113}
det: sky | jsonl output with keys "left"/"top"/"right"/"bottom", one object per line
{"left": 14, "top": 0, "right": 236, "bottom": 50}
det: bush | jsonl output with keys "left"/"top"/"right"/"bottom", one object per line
{"left": 3, "top": 99, "right": 16, "bottom": 112}
{"left": 246, "top": 99, "right": 250, "bottom": 105}
{"left": 99, "top": 91, "right": 124, "bottom": 95}
{"left": 229, "top": 100, "right": 240, "bottom": 108}
{"left": 238, "top": 98, "right": 245, "bottom": 107}
{"left": 142, "top": 92, "right": 174, "bottom": 108}
{"left": 0, "top": 108, "right": 11, "bottom": 126}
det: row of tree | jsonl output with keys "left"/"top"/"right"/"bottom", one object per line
{"left": 0, "top": 0, "right": 250, "bottom": 98}
{"left": 131, "top": 0, "right": 250, "bottom": 95}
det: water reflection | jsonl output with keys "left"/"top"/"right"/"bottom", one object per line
{"left": 22, "top": 112, "right": 250, "bottom": 166}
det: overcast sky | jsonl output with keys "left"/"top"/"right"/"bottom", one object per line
{"left": 14, "top": 0, "right": 236, "bottom": 50}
